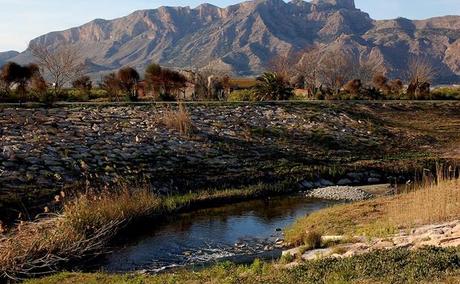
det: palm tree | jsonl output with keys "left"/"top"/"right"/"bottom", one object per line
{"left": 254, "top": 72, "right": 293, "bottom": 101}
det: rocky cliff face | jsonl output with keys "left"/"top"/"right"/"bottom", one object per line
{"left": 9, "top": 0, "right": 460, "bottom": 83}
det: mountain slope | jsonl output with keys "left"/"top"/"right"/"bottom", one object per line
{"left": 0, "top": 51, "right": 20, "bottom": 66}
{"left": 10, "top": 0, "right": 460, "bottom": 82}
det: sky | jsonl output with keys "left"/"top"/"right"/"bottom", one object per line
{"left": 1, "top": 0, "right": 460, "bottom": 52}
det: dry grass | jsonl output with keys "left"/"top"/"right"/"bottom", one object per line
{"left": 388, "top": 178, "right": 460, "bottom": 229}
{"left": 159, "top": 103, "right": 193, "bottom": 136}
{"left": 0, "top": 189, "right": 161, "bottom": 281}
{"left": 286, "top": 175, "right": 460, "bottom": 245}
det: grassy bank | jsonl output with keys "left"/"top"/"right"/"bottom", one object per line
{"left": 285, "top": 177, "right": 460, "bottom": 245}
{"left": 26, "top": 247, "right": 460, "bottom": 284}
{"left": 0, "top": 181, "right": 295, "bottom": 280}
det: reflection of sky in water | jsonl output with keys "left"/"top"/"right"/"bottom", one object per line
{"left": 103, "top": 196, "right": 333, "bottom": 272}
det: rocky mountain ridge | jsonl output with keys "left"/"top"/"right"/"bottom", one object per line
{"left": 6, "top": 0, "right": 460, "bottom": 83}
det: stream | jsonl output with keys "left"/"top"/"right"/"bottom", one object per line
{"left": 98, "top": 194, "right": 336, "bottom": 273}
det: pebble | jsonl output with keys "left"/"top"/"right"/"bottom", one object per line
{"left": 305, "top": 186, "right": 373, "bottom": 201}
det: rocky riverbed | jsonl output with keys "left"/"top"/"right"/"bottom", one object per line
{"left": 1, "top": 102, "right": 458, "bottom": 215}
{"left": 283, "top": 220, "right": 460, "bottom": 265}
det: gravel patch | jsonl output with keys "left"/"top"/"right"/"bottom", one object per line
{"left": 306, "top": 186, "right": 374, "bottom": 201}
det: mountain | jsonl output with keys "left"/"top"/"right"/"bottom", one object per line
{"left": 10, "top": 0, "right": 460, "bottom": 83}
{"left": 0, "top": 51, "right": 20, "bottom": 66}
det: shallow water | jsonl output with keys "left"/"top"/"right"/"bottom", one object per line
{"left": 101, "top": 195, "right": 335, "bottom": 272}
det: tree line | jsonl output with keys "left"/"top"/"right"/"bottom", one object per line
{"left": 267, "top": 46, "right": 439, "bottom": 100}
{"left": 0, "top": 43, "right": 450, "bottom": 103}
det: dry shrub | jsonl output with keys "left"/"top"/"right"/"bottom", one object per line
{"left": 160, "top": 103, "right": 193, "bottom": 136}
{"left": 343, "top": 79, "right": 362, "bottom": 95}
{"left": 0, "top": 188, "right": 160, "bottom": 280}
{"left": 303, "top": 231, "right": 322, "bottom": 249}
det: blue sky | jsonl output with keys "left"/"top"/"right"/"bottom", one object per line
{"left": 1, "top": 0, "right": 459, "bottom": 52}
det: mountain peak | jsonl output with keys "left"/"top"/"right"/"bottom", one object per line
{"left": 312, "top": 0, "right": 355, "bottom": 9}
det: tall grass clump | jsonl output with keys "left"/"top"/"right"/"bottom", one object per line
{"left": 0, "top": 188, "right": 161, "bottom": 281}
{"left": 159, "top": 103, "right": 193, "bottom": 136}
{"left": 388, "top": 178, "right": 460, "bottom": 228}
{"left": 286, "top": 167, "right": 459, "bottom": 244}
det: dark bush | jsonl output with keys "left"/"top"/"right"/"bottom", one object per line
{"left": 100, "top": 73, "right": 121, "bottom": 101}
{"left": 343, "top": 79, "right": 362, "bottom": 95}
{"left": 117, "top": 67, "right": 140, "bottom": 101}
{"left": 145, "top": 63, "right": 187, "bottom": 100}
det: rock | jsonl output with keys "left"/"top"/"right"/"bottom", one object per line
{"left": 322, "top": 235, "right": 345, "bottom": 242}
{"left": 372, "top": 240, "right": 394, "bottom": 250}
{"left": 300, "top": 180, "right": 314, "bottom": 189}
{"left": 439, "top": 237, "right": 460, "bottom": 248}
{"left": 319, "top": 179, "right": 334, "bottom": 187}
{"left": 282, "top": 247, "right": 301, "bottom": 257}
{"left": 302, "top": 248, "right": 333, "bottom": 261}
{"left": 347, "top": 172, "right": 364, "bottom": 180}
{"left": 337, "top": 178, "right": 352, "bottom": 185}
{"left": 367, "top": 177, "right": 380, "bottom": 184}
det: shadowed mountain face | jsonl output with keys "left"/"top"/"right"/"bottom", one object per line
{"left": 0, "top": 51, "right": 20, "bottom": 66}
{"left": 8, "top": 0, "right": 460, "bottom": 82}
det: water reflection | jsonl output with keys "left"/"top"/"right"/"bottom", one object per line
{"left": 102, "top": 195, "right": 334, "bottom": 272}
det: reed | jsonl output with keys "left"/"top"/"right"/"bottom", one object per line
{"left": 159, "top": 103, "right": 193, "bottom": 136}
{"left": 286, "top": 166, "right": 460, "bottom": 245}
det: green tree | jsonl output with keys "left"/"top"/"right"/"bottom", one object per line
{"left": 254, "top": 72, "right": 293, "bottom": 101}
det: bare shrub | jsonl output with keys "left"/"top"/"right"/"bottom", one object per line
{"left": 372, "top": 73, "right": 390, "bottom": 92}
{"left": 268, "top": 51, "right": 303, "bottom": 80}
{"left": 388, "top": 79, "right": 404, "bottom": 97}
{"left": 29, "top": 43, "right": 85, "bottom": 93}
{"left": 406, "top": 56, "right": 437, "bottom": 99}
{"left": 159, "top": 103, "right": 193, "bottom": 136}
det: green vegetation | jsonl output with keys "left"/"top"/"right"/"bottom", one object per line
{"left": 432, "top": 87, "right": 460, "bottom": 100}
{"left": 228, "top": 89, "right": 257, "bottom": 101}
{"left": 26, "top": 247, "right": 460, "bottom": 284}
